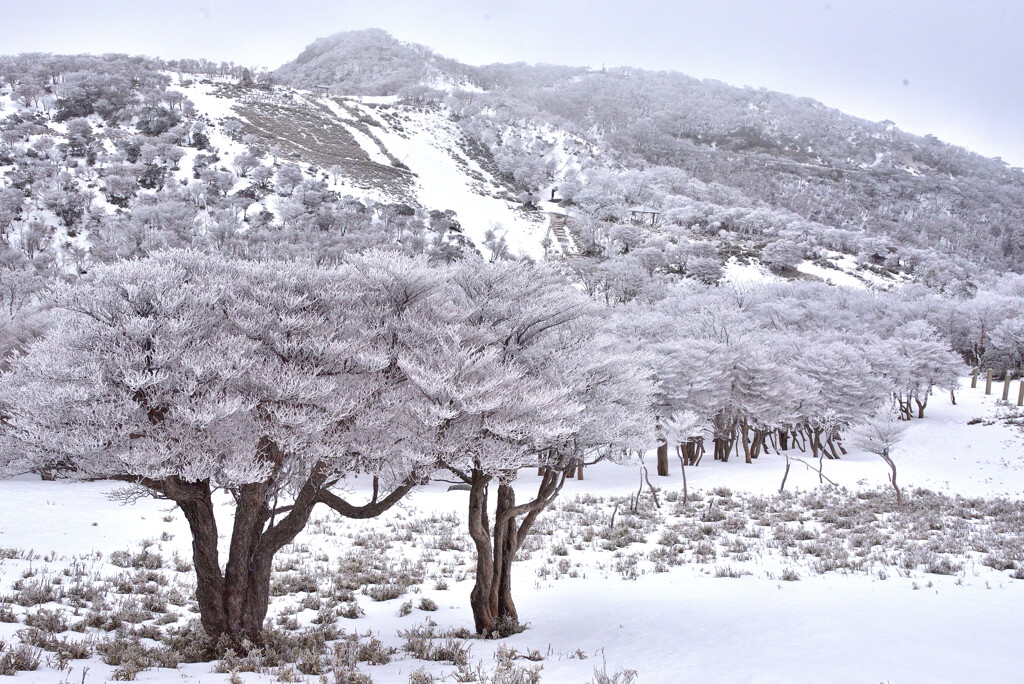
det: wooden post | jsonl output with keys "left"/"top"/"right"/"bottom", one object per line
{"left": 1003, "top": 371, "right": 1013, "bottom": 401}
{"left": 1018, "top": 380, "right": 1024, "bottom": 407}
{"left": 985, "top": 369, "right": 993, "bottom": 395}
{"left": 971, "top": 368, "right": 979, "bottom": 389}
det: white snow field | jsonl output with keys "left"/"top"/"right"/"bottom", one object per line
{"left": 2, "top": 380, "right": 1024, "bottom": 683}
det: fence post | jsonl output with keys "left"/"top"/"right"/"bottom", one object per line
{"left": 985, "top": 369, "right": 993, "bottom": 395}
{"left": 1018, "top": 380, "right": 1024, "bottom": 407}
{"left": 1003, "top": 371, "right": 1013, "bottom": 401}
{"left": 971, "top": 368, "right": 979, "bottom": 389}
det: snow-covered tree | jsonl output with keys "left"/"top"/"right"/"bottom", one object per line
{"left": 848, "top": 406, "right": 909, "bottom": 506}
{"left": 231, "top": 152, "right": 260, "bottom": 178}
{"left": 760, "top": 238, "right": 804, "bottom": 271}
{"left": 411, "top": 260, "right": 654, "bottom": 634}
{"left": 0, "top": 250, "right": 459, "bottom": 645}
{"left": 879, "top": 322, "right": 966, "bottom": 419}
{"left": 274, "top": 163, "right": 304, "bottom": 195}
{"left": 989, "top": 316, "right": 1024, "bottom": 371}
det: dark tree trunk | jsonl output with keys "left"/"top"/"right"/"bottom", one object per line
{"left": 656, "top": 441, "right": 669, "bottom": 476}
{"left": 740, "top": 423, "right": 752, "bottom": 464}
{"left": 149, "top": 454, "right": 415, "bottom": 646}
{"left": 493, "top": 484, "right": 519, "bottom": 625}
{"left": 792, "top": 430, "right": 805, "bottom": 453}
{"left": 779, "top": 455, "right": 791, "bottom": 494}
{"left": 467, "top": 469, "right": 497, "bottom": 635}
{"left": 897, "top": 396, "right": 913, "bottom": 420}
{"left": 675, "top": 446, "right": 688, "bottom": 505}
{"left": 680, "top": 440, "right": 700, "bottom": 467}
{"left": 714, "top": 435, "right": 732, "bottom": 462}
{"left": 174, "top": 479, "right": 227, "bottom": 638}
{"left": 882, "top": 450, "right": 903, "bottom": 507}
{"left": 172, "top": 475, "right": 322, "bottom": 645}
{"left": 750, "top": 430, "right": 765, "bottom": 459}
{"left": 466, "top": 466, "right": 567, "bottom": 636}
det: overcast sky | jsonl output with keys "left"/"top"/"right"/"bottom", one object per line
{"left": 6, "top": 0, "right": 1023, "bottom": 165}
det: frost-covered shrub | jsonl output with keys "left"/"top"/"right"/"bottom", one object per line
{"left": 0, "top": 643, "right": 43, "bottom": 675}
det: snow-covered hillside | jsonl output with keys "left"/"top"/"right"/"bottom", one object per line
{"left": 168, "top": 78, "right": 550, "bottom": 259}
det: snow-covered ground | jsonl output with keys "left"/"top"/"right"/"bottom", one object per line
{"left": 796, "top": 253, "right": 906, "bottom": 291}
{"left": 2, "top": 380, "right": 1024, "bottom": 683}
{"left": 723, "top": 257, "right": 780, "bottom": 285}
{"left": 797, "top": 259, "right": 867, "bottom": 289}
{"left": 336, "top": 98, "right": 548, "bottom": 260}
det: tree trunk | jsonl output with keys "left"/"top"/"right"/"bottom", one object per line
{"left": 881, "top": 450, "right": 903, "bottom": 507}
{"left": 467, "top": 469, "right": 497, "bottom": 635}
{"left": 714, "top": 436, "right": 732, "bottom": 462}
{"left": 656, "top": 441, "right": 669, "bottom": 476}
{"left": 467, "top": 474, "right": 525, "bottom": 635}
{"left": 751, "top": 430, "right": 765, "bottom": 459}
{"left": 173, "top": 474, "right": 322, "bottom": 645}
{"left": 675, "top": 446, "right": 688, "bottom": 505}
{"left": 156, "top": 450, "right": 413, "bottom": 647}
{"left": 466, "top": 467, "right": 567, "bottom": 636}
{"left": 175, "top": 480, "right": 228, "bottom": 639}
{"left": 174, "top": 481, "right": 281, "bottom": 644}
{"left": 740, "top": 422, "right": 752, "bottom": 464}
{"left": 792, "top": 430, "right": 805, "bottom": 453}
{"left": 493, "top": 484, "right": 519, "bottom": 626}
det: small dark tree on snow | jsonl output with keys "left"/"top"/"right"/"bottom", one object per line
{"left": 848, "top": 406, "right": 908, "bottom": 506}
{"left": 0, "top": 250, "right": 458, "bottom": 646}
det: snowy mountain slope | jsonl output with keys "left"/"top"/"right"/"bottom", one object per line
{"left": 272, "top": 30, "right": 1024, "bottom": 289}
{"left": 168, "top": 78, "right": 548, "bottom": 258}
{"left": 336, "top": 96, "right": 548, "bottom": 258}
{"left": 0, "top": 56, "right": 933, "bottom": 282}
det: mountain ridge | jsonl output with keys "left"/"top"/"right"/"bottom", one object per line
{"left": 0, "top": 29, "right": 1022, "bottom": 297}
{"left": 271, "top": 29, "right": 1024, "bottom": 278}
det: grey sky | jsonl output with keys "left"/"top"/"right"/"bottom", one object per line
{"left": 6, "top": 0, "right": 1023, "bottom": 165}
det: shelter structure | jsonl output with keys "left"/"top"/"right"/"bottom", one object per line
{"left": 629, "top": 205, "right": 661, "bottom": 227}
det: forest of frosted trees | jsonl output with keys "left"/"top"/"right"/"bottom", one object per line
{"left": 2, "top": 42, "right": 1024, "bottom": 645}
